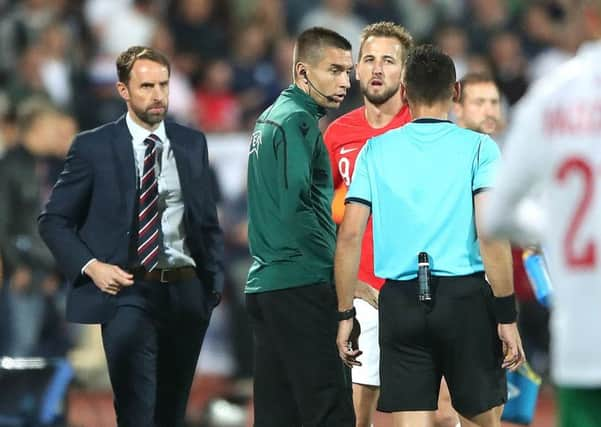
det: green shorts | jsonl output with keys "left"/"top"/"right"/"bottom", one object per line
{"left": 557, "top": 386, "right": 601, "bottom": 427}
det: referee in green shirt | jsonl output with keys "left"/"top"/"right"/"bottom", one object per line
{"left": 246, "top": 27, "right": 355, "bottom": 427}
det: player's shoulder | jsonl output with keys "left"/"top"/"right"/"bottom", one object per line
{"left": 329, "top": 106, "right": 366, "bottom": 128}
{"left": 324, "top": 107, "right": 366, "bottom": 148}
{"left": 325, "top": 106, "right": 365, "bottom": 132}
{"left": 453, "top": 125, "right": 497, "bottom": 152}
{"left": 392, "top": 104, "right": 412, "bottom": 126}
{"left": 524, "top": 51, "right": 588, "bottom": 104}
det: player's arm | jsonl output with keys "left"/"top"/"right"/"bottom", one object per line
{"left": 474, "top": 135, "right": 525, "bottom": 370}
{"left": 335, "top": 201, "right": 369, "bottom": 367}
{"left": 475, "top": 192, "right": 514, "bottom": 298}
{"left": 336, "top": 203, "right": 370, "bottom": 313}
{"left": 484, "top": 92, "right": 547, "bottom": 242}
{"left": 335, "top": 145, "right": 372, "bottom": 366}
{"left": 475, "top": 191, "right": 525, "bottom": 371}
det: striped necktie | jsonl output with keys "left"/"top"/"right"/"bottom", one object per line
{"left": 138, "top": 134, "right": 160, "bottom": 271}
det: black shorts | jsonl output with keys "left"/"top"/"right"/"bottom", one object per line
{"left": 246, "top": 283, "right": 355, "bottom": 427}
{"left": 378, "top": 273, "right": 507, "bottom": 416}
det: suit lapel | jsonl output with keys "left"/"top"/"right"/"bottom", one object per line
{"left": 166, "top": 123, "right": 192, "bottom": 204}
{"left": 112, "top": 115, "right": 137, "bottom": 219}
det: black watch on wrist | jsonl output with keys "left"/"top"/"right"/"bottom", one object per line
{"left": 337, "top": 307, "right": 356, "bottom": 321}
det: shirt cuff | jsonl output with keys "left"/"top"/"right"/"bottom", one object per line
{"left": 81, "top": 258, "right": 97, "bottom": 276}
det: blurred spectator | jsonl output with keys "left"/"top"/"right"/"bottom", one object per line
{"left": 231, "top": 21, "right": 280, "bottom": 129}
{"left": 284, "top": 0, "right": 320, "bottom": 33}
{"left": 0, "top": 101, "right": 77, "bottom": 357}
{"left": 168, "top": 0, "right": 229, "bottom": 79}
{"left": 0, "top": 0, "right": 56, "bottom": 80}
{"left": 0, "top": 93, "right": 18, "bottom": 158}
{"left": 463, "top": 0, "right": 520, "bottom": 55}
{"left": 393, "top": 0, "right": 465, "bottom": 42}
{"left": 88, "top": 0, "right": 158, "bottom": 57}
{"left": 68, "top": 324, "right": 112, "bottom": 389}
{"left": 195, "top": 59, "right": 242, "bottom": 132}
{"left": 435, "top": 24, "right": 470, "bottom": 78}
{"left": 272, "top": 36, "right": 296, "bottom": 90}
{"left": 233, "top": 0, "right": 287, "bottom": 42}
{"left": 150, "top": 23, "right": 197, "bottom": 125}
{"left": 5, "top": 45, "right": 50, "bottom": 108}
{"left": 298, "top": 0, "right": 367, "bottom": 55}
{"left": 489, "top": 31, "right": 529, "bottom": 105}
{"left": 355, "top": 0, "right": 401, "bottom": 24}
{"left": 84, "top": 0, "right": 132, "bottom": 32}
{"left": 525, "top": 1, "right": 582, "bottom": 82}
{"left": 465, "top": 53, "right": 494, "bottom": 76}
{"left": 38, "top": 22, "right": 74, "bottom": 108}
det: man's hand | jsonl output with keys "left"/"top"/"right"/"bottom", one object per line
{"left": 84, "top": 260, "right": 134, "bottom": 295}
{"left": 498, "top": 322, "right": 526, "bottom": 371}
{"left": 336, "top": 318, "right": 362, "bottom": 368}
{"left": 354, "top": 280, "right": 379, "bottom": 309}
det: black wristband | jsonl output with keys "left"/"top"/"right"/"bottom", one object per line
{"left": 337, "top": 307, "right": 356, "bottom": 321}
{"left": 494, "top": 293, "right": 518, "bottom": 324}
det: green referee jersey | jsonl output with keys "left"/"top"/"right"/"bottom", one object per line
{"left": 246, "top": 85, "right": 336, "bottom": 293}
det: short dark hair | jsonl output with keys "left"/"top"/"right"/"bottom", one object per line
{"left": 457, "top": 72, "right": 499, "bottom": 103}
{"left": 294, "top": 27, "right": 352, "bottom": 67}
{"left": 116, "top": 46, "right": 170, "bottom": 84}
{"left": 358, "top": 22, "right": 413, "bottom": 62}
{"left": 404, "top": 44, "right": 456, "bottom": 106}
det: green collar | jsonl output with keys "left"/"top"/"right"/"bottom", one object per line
{"left": 283, "top": 84, "right": 327, "bottom": 119}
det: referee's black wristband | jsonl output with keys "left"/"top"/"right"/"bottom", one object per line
{"left": 337, "top": 307, "right": 356, "bottom": 321}
{"left": 493, "top": 294, "right": 518, "bottom": 324}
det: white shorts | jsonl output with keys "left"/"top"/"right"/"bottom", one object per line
{"left": 352, "top": 298, "right": 380, "bottom": 386}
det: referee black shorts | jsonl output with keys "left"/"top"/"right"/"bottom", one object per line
{"left": 246, "top": 282, "right": 355, "bottom": 427}
{"left": 378, "top": 273, "right": 507, "bottom": 417}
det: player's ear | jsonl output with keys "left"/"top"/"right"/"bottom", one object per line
{"left": 452, "top": 81, "right": 461, "bottom": 103}
{"left": 400, "top": 83, "right": 408, "bottom": 105}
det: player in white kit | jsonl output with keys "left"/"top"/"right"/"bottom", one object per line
{"left": 485, "top": 1, "right": 601, "bottom": 425}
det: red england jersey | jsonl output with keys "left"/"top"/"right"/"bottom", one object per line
{"left": 324, "top": 105, "right": 411, "bottom": 289}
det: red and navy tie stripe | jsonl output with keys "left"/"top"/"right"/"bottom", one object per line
{"left": 138, "top": 134, "right": 160, "bottom": 271}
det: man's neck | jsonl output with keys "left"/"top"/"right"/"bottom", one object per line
{"left": 409, "top": 101, "right": 452, "bottom": 121}
{"left": 364, "top": 95, "right": 404, "bottom": 129}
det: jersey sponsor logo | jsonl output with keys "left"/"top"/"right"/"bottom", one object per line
{"left": 249, "top": 130, "right": 262, "bottom": 158}
{"left": 340, "top": 146, "right": 359, "bottom": 155}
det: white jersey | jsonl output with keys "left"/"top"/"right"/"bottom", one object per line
{"left": 486, "top": 41, "right": 601, "bottom": 387}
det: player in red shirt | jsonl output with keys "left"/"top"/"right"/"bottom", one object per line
{"left": 325, "top": 22, "right": 458, "bottom": 427}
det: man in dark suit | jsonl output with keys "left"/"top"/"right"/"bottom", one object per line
{"left": 38, "top": 46, "right": 223, "bottom": 426}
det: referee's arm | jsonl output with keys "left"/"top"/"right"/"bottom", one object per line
{"left": 475, "top": 190, "right": 526, "bottom": 371}
{"left": 335, "top": 201, "right": 370, "bottom": 366}
{"left": 475, "top": 191, "right": 514, "bottom": 298}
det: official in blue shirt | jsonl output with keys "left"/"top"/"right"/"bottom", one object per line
{"left": 334, "top": 45, "right": 525, "bottom": 427}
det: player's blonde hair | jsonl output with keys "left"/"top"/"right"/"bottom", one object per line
{"left": 358, "top": 22, "right": 413, "bottom": 62}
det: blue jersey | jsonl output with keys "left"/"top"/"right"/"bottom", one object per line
{"left": 346, "top": 119, "right": 500, "bottom": 280}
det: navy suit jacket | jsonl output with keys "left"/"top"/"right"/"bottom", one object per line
{"left": 38, "top": 116, "right": 224, "bottom": 324}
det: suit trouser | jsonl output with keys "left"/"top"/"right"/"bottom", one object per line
{"left": 101, "top": 277, "right": 212, "bottom": 427}
{"left": 246, "top": 282, "right": 355, "bottom": 427}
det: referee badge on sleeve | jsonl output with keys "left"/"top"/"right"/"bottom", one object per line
{"left": 249, "top": 130, "right": 263, "bottom": 158}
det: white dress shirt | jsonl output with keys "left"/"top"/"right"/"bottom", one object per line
{"left": 127, "top": 113, "right": 196, "bottom": 269}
